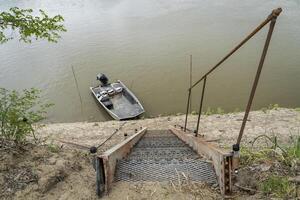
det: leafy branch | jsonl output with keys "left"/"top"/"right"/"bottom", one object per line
{"left": 0, "top": 7, "right": 66, "bottom": 43}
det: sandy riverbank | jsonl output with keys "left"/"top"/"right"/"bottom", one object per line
{"left": 38, "top": 108, "right": 300, "bottom": 152}
{"left": 1, "top": 108, "right": 299, "bottom": 199}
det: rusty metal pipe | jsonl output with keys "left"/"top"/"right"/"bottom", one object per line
{"left": 195, "top": 76, "right": 207, "bottom": 137}
{"left": 184, "top": 89, "right": 191, "bottom": 131}
{"left": 236, "top": 16, "right": 278, "bottom": 145}
{"left": 189, "top": 8, "right": 282, "bottom": 90}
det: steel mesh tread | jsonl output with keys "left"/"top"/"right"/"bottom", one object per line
{"left": 128, "top": 147, "right": 200, "bottom": 160}
{"left": 115, "top": 159, "right": 216, "bottom": 184}
{"left": 115, "top": 130, "right": 217, "bottom": 185}
{"left": 142, "top": 131, "right": 175, "bottom": 138}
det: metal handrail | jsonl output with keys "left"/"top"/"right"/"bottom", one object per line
{"left": 188, "top": 8, "right": 282, "bottom": 91}
{"left": 184, "top": 8, "right": 282, "bottom": 149}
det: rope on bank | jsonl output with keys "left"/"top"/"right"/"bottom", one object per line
{"left": 56, "top": 139, "right": 90, "bottom": 150}
{"left": 54, "top": 122, "right": 127, "bottom": 152}
{"left": 90, "top": 122, "right": 127, "bottom": 153}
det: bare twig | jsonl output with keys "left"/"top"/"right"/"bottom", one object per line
{"left": 235, "top": 183, "right": 261, "bottom": 193}
{"left": 175, "top": 168, "right": 182, "bottom": 192}
{"left": 150, "top": 183, "right": 157, "bottom": 197}
{"left": 170, "top": 180, "right": 178, "bottom": 192}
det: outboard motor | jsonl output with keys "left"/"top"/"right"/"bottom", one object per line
{"left": 96, "top": 73, "right": 108, "bottom": 86}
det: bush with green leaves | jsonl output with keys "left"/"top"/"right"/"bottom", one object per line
{"left": 260, "top": 175, "right": 295, "bottom": 198}
{"left": 240, "top": 135, "right": 300, "bottom": 167}
{"left": 0, "top": 88, "right": 52, "bottom": 143}
{"left": 0, "top": 7, "right": 66, "bottom": 43}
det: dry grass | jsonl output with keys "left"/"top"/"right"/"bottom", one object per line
{"left": 168, "top": 170, "right": 220, "bottom": 200}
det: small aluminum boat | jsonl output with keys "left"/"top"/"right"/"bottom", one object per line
{"left": 90, "top": 74, "right": 145, "bottom": 120}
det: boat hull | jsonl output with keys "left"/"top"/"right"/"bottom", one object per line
{"left": 90, "top": 80, "right": 145, "bottom": 120}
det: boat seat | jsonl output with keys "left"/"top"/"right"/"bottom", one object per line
{"left": 100, "top": 91, "right": 108, "bottom": 96}
{"left": 114, "top": 86, "right": 123, "bottom": 93}
{"left": 107, "top": 88, "right": 115, "bottom": 96}
{"left": 111, "top": 83, "right": 123, "bottom": 93}
{"left": 103, "top": 100, "right": 113, "bottom": 109}
{"left": 99, "top": 95, "right": 113, "bottom": 109}
{"left": 99, "top": 95, "right": 109, "bottom": 102}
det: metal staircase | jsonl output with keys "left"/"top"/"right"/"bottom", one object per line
{"left": 94, "top": 8, "right": 283, "bottom": 198}
{"left": 115, "top": 130, "right": 217, "bottom": 184}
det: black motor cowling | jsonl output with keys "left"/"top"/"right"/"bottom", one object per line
{"left": 96, "top": 73, "right": 108, "bottom": 86}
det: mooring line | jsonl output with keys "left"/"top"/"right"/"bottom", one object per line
{"left": 95, "top": 122, "right": 127, "bottom": 149}
{"left": 56, "top": 139, "right": 90, "bottom": 150}
{"left": 54, "top": 122, "right": 127, "bottom": 152}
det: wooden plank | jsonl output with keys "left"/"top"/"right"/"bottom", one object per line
{"left": 98, "top": 127, "right": 147, "bottom": 194}
{"left": 170, "top": 127, "right": 233, "bottom": 196}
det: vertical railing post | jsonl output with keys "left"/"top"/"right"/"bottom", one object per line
{"left": 195, "top": 76, "right": 207, "bottom": 137}
{"left": 184, "top": 89, "right": 191, "bottom": 132}
{"left": 189, "top": 55, "right": 193, "bottom": 111}
{"left": 236, "top": 16, "right": 278, "bottom": 146}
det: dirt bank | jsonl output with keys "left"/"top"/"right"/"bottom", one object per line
{"left": 0, "top": 108, "right": 299, "bottom": 199}
{"left": 38, "top": 108, "right": 300, "bottom": 151}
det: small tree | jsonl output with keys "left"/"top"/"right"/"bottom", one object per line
{"left": 0, "top": 7, "right": 66, "bottom": 43}
{"left": 0, "top": 8, "right": 65, "bottom": 144}
{"left": 0, "top": 88, "right": 53, "bottom": 143}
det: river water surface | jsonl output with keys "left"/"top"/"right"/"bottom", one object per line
{"left": 0, "top": 0, "right": 299, "bottom": 122}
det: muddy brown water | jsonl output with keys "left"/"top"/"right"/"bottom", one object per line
{"left": 0, "top": 0, "right": 299, "bottom": 122}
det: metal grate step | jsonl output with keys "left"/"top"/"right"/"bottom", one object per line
{"left": 115, "top": 130, "right": 217, "bottom": 184}
{"left": 129, "top": 147, "right": 199, "bottom": 160}
{"left": 115, "top": 159, "right": 216, "bottom": 184}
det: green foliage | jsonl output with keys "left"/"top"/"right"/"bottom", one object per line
{"left": 203, "top": 107, "right": 225, "bottom": 115}
{"left": 260, "top": 175, "right": 295, "bottom": 198}
{"left": 240, "top": 135, "right": 299, "bottom": 198}
{"left": 268, "top": 103, "right": 280, "bottom": 110}
{"left": 0, "top": 88, "right": 52, "bottom": 143}
{"left": 241, "top": 135, "right": 300, "bottom": 167}
{"left": 260, "top": 104, "right": 280, "bottom": 113}
{"left": 290, "top": 136, "right": 300, "bottom": 158}
{"left": 191, "top": 110, "right": 198, "bottom": 115}
{"left": 261, "top": 107, "right": 268, "bottom": 114}
{"left": 0, "top": 7, "right": 66, "bottom": 43}
{"left": 240, "top": 147, "right": 277, "bottom": 166}
{"left": 285, "top": 136, "right": 300, "bottom": 166}
{"left": 216, "top": 107, "right": 224, "bottom": 114}
{"left": 48, "top": 142, "right": 60, "bottom": 153}
{"left": 295, "top": 107, "right": 300, "bottom": 112}
{"left": 233, "top": 108, "right": 241, "bottom": 113}
{"left": 204, "top": 107, "right": 213, "bottom": 115}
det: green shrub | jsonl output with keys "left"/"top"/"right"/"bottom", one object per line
{"left": 233, "top": 108, "right": 241, "bottom": 113}
{"left": 216, "top": 107, "right": 225, "bottom": 114}
{"left": 204, "top": 107, "right": 213, "bottom": 115}
{"left": 260, "top": 175, "right": 295, "bottom": 198}
{"left": 268, "top": 104, "right": 280, "bottom": 110}
{"left": 48, "top": 142, "right": 60, "bottom": 153}
{"left": 203, "top": 107, "right": 226, "bottom": 115}
{"left": 0, "top": 88, "right": 52, "bottom": 143}
{"left": 191, "top": 110, "right": 198, "bottom": 115}
{"left": 261, "top": 107, "right": 268, "bottom": 113}
{"left": 240, "top": 147, "right": 277, "bottom": 166}
{"left": 284, "top": 136, "right": 300, "bottom": 166}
